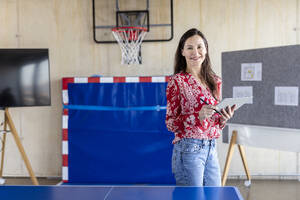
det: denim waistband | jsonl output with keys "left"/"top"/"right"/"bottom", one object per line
{"left": 179, "top": 138, "right": 215, "bottom": 145}
{"left": 174, "top": 138, "right": 216, "bottom": 153}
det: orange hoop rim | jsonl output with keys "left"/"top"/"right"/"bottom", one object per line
{"left": 112, "top": 26, "right": 148, "bottom": 32}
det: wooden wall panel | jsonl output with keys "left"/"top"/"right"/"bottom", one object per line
{"left": 0, "top": 0, "right": 298, "bottom": 177}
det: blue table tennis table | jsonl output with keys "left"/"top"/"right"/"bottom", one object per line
{"left": 0, "top": 185, "right": 244, "bottom": 200}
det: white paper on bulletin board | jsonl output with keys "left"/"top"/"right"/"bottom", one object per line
{"left": 233, "top": 86, "right": 253, "bottom": 104}
{"left": 274, "top": 86, "right": 299, "bottom": 106}
{"left": 241, "top": 63, "right": 262, "bottom": 81}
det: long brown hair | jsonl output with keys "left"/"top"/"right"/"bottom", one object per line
{"left": 174, "top": 28, "right": 219, "bottom": 100}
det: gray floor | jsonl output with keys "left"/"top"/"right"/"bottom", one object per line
{"left": 227, "top": 179, "right": 300, "bottom": 200}
{"left": 1, "top": 177, "right": 300, "bottom": 200}
{"left": 2, "top": 177, "right": 61, "bottom": 185}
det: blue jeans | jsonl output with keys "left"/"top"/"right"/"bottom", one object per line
{"left": 172, "top": 138, "right": 221, "bottom": 186}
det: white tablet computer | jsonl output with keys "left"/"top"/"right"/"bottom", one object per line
{"left": 216, "top": 97, "right": 253, "bottom": 112}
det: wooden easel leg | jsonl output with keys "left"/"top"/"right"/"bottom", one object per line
{"left": 0, "top": 119, "right": 7, "bottom": 178}
{"left": 238, "top": 144, "right": 251, "bottom": 183}
{"left": 222, "top": 130, "right": 237, "bottom": 186}
{"left": 4, "top": 108, "right": 39, "bottom": 185}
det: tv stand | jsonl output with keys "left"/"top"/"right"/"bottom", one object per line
{"left": 0, "top": 108, "right": 39, "bottom": 185}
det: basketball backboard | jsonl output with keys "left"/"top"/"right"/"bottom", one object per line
{"left": 92, "top": 0, "right": 173, "bottom": 43}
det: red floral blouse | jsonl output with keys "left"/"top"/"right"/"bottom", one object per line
{"left": 165, "top": 72, "right": 225, "bottom": 144}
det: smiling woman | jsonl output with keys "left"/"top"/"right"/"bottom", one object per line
{"left": 165, "top": 28, "right": 236, "bottom": 186}
{"left": 182, "top": 35, "right": 207, "bottom": 71}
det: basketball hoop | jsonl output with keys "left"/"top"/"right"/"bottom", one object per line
{"left": 112, "top": 26, "right": 147, "bottom": 65}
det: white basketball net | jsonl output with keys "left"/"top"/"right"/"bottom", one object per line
{"left": 112, "top": 27, "right": 147, "bottom": 65}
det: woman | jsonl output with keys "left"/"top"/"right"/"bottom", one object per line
{"left": 166, "top": 28, "right": 236, "bottom": 186}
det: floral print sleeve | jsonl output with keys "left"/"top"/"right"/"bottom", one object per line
{"left": 165, "top": 75, "right": 203, "bottom": 135}
{"left": 165, "top": 76, "right": 184, "bottom": 134}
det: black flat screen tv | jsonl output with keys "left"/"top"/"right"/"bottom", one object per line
{"left": 0, "top": 49, "right": 51, "bottom": 108}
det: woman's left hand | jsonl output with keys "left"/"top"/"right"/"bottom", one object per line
{"left": 220, "top": 104, "right": 236, "bottom": 124}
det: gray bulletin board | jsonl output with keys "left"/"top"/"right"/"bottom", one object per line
{"left": 222, "top": 45, "right": 300, "bottom": 129}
